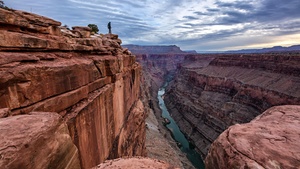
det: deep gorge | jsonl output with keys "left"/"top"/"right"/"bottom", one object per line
{"left": 133, "top": 48, "right": 300, "bottom": 168}
{"left": 1, "top": 8, "right": 300, "bottom": 169}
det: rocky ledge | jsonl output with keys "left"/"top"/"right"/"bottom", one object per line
{"left": 205, "top": 105, "right": 300, "bottom": 169}
{"left": 0, "top": 8, "right": 146, "bottom": 169}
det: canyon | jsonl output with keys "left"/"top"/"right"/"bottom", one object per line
{"left": 129, "top": 45, "right": 300, "bottom": 168}
{"left": 1, "top": 7, "right": 300, "bottom": 169}
{"left": 163, "top": 53, "right": 300, "bottom": 158}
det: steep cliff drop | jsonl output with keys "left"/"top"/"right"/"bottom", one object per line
{"left": 130, "top": 46, "right": 206, "bottom": 168}
{"left": 0, "top": 8, "right": 147, "bottom": 169}
{"left": 164, "top": 53, "right": 300, "bottom": 160}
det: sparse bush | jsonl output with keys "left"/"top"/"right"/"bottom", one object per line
{"left": 63, "top": 24, "right": 70, "bottom": 30}
{"left": 0, "top": 0, "right": 11, "bottom": 10}
{"left": 88, "top": 24, "right": 99, "bottom": 34}
{"left": 0, "top": 0, "right": 4, "bottom": 8}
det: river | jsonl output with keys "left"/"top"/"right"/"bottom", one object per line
{"left": 158, "top": 82, "right": 205, "bottom": 169}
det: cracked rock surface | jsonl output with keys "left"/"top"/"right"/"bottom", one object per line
{"left": 205, "top": 105, "right": 300, "bottom": 169}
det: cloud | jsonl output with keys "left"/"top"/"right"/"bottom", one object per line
{"left": 183, "top": 16, "right": 199, "bottom": 20}
{"left": 5, "top": 0, "right": 300, "bottom": 51}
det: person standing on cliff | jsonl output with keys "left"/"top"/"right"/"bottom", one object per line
{"left": 108, "top": 22, "right": 112, "bottom": 34}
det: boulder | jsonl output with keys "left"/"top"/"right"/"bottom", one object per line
{"left": 205, "top": 105, "right": 300, "bottom": 169}
{"left": 0, "top": 112, "right": 81, "bottom": 169}
{"left": 72, "top": 26, "right": 91, "bottom": 38}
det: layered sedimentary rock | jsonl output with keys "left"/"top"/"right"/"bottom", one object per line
{"left": 164, "top": 54, "right": 300, "bottom": 157}
{"left": 136, "top": 53, "right": 187, "bottom": 92}
{"left": 0, "top": 112, "right": 80, "bottom": 169}
{"left": 205, "top": 105, "right": 300, "bottom": 169}
{"left": 0, "top": 8, "right": 146, "bottom": 169}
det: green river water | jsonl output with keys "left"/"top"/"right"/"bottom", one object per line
{"left": 158, "top": 83, "right": 205, "bottom": 169}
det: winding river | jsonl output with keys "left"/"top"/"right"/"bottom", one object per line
{"left": 158, "top": 82, "right": 205, "bottom": 169}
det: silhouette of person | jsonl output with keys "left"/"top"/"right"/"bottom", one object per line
{"left": 108, "top": 22, "right": 111, "bottom": 34}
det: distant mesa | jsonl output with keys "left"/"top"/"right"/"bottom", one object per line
{"left": 122, "top": 44, "right": 186, "bottom": 54}
{"left": 184, "top": 50, "right": 197, "bottom": 54}
{"left": 226, "top": 44, "right": 300, "bottom": 53}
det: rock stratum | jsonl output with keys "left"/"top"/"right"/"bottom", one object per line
{"left": 0, "top": 8, "right": 147, "bottom": 169}
{"left": 164, "top": 53, "right": 300, "bottom": 158}
{"left": 205, "top": 105, "right": 300, "bottom": 169}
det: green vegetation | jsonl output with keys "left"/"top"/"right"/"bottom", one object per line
{"left": 0, "top": 0, "right": 4, "bottom": 8}
{"left": 63, "top": 24, "right": 70, "bottom": 30}
{"left": 88, "top": 24, "right": 99, "bottom": 34}
{"left": 0, "top": 0, "right": 11, "bottom": 10}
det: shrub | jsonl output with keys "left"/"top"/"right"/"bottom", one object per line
{"left": 88, "top": 24, "right": 99, "bottom": 34}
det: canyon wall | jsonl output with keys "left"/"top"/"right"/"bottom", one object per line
{"left": 135, "top": 52, "right": 200, "bottom": 168}
{"left": 0, "top": 8, "right": 146, "bottom": 169}
{"left": 163, "top": 53, "right": 300, "bottom": 157}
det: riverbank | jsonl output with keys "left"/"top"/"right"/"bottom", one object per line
{"left": 142, "top": 73, "right": 195, "bottom": 169}
{"left": 158, "top": 86, "right": 205, "bottom": 169}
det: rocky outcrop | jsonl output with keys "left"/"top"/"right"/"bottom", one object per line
{"left": 164, "top": 53, "right": 300, "bottom": 157}
{"left": 92, "top": 157, "right": 179, "bottom": 169}
{"left": 205, "top": 105, "right": 300, "bottom": 169}
{"left": 0, "top": 112, "right": 80, "bottom": 169}
{"left": 0, "top": 8, "right": 145, "bottom": 169}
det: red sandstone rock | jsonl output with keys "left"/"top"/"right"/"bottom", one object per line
{"left": 0, "top": 8, "right": 145, "bottom": 169}
{"left": 91, "top": 157, "right": 179, "bottom": 169}
{"left": 0, "top": 112, "right": 81, "bottom": 169}
{"left": 109, "top": 100, "right": 146, "bottom": 158}
{"left": 0, "top": 8, "right": 61, "bottom": 35}
{"left": 72, "top": 26, "right": 92, "bottom": 32}
{"left": 205, "top": 105, "right": 300, "bottom": 169}
{"left": 0, "top": 108, "right": 9, "bottom": 118}
{"left": 72, "top": 26, "right": 91, "bottom": 38}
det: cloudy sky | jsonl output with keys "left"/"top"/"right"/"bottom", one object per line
{"left": 5, "top": 0, "right": 300, "bottom": 51}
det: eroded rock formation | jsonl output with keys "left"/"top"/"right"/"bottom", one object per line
{"left": 0, "top": 8, "right": 146, "bottom": 169}
{"left": 205, "top": 105, "right": 300, "bottom": 169}
{"left": 164, "top": 54, "right": 300, "bottom": 157}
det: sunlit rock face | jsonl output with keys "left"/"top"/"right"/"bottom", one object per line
{"left": 0, "top": 8, "right": 146, "bottom": 169}
{"left": 205, "top": 105, "right": 300, "bottom": 169}
{"left": 163, "top": 53, "right": 300, "bottom": 157}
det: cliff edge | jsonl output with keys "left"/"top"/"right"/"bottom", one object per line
{"left": 0, "top": 8, "right": 146, "bottom": 169}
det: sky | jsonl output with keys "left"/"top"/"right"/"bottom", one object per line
{"left": 5, "top": 0, "right": 300, "bottom": 51}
